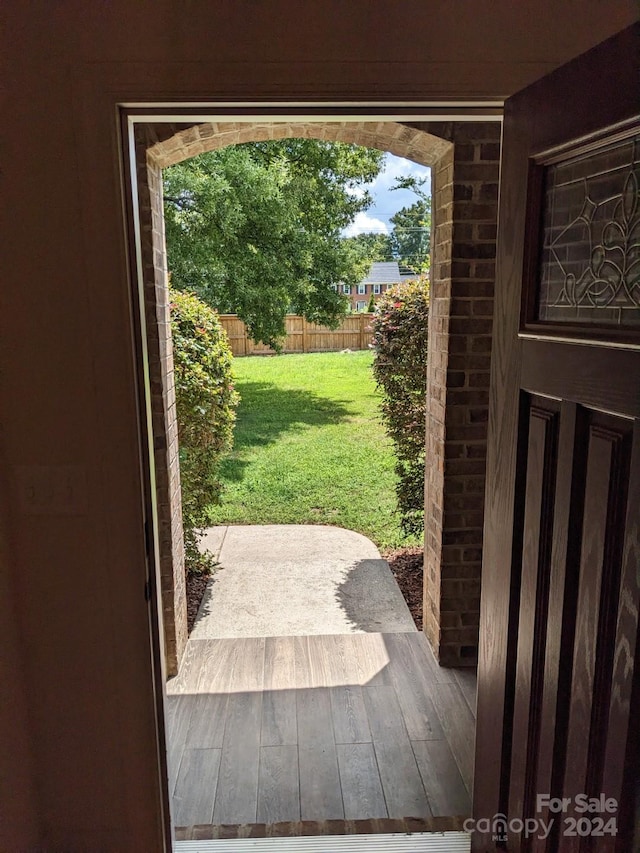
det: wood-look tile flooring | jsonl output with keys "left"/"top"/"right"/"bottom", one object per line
{"left": 166, "top": 633, "right": 476, "bottom": 828}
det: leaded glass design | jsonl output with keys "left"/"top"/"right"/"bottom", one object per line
{"left": 537, "top": 134, "right": 640, "bottom": 326}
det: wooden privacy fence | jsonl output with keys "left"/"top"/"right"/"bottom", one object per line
{"left": 219, "top": 313, "right": 375, "bottom": 356}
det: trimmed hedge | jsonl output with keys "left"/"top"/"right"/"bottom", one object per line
{"left": 370, "top": 278, "right": 430, "bottom": 536}
{"left": 170, "top": 288, "right": 239, "bottom": 573}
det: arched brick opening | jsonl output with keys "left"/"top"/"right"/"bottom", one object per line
{"left": 146, "top": 121, "right": 451, "bottom": 168}
{"left": 134, "top": 119, "right": 499, "bottom": 675}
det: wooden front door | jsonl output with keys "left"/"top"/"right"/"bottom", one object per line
{"left": 473, "top": 25, "right": 639, "bottom": 852}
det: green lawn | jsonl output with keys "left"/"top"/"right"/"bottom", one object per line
{"left": 208, "top": 350, "right": 416, "bottom": 549}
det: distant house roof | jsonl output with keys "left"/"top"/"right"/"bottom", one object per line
{"left": 360, "top": 261, "right": 420, "bottom": 285}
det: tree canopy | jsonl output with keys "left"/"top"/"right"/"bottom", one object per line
{"left": 343, "top": 232, "right": 394, "bottom": 264}
{"left": 389, "top": 175, "right": 431, "bottom": 274}
{"left": 163, "top": 140, "right": 385, "bottom": 347}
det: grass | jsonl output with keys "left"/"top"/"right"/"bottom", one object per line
{"left": 208, "top": 350, "right": 417, "bottom": 549}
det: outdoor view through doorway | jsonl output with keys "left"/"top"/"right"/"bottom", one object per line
{"left": 163, "top": 137, "right": 475, "bottom": 839}
{"left": 127, "top": 115, "right": 502, "bottom": 841}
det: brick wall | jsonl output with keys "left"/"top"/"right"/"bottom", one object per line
{"left": 135, "top": 129, "right": 188, "bottom": 676}
{"left": 349, "top": 283, "right": 405, "bottom": 312}
{"left": 418, "top": 122, "right": 501, "bottom": 666}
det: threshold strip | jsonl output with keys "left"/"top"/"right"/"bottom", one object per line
{"left": 175, "top": 831, "right": 471, "bottom": 852}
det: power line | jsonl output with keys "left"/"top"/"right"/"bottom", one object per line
{"left": 344, "top": 227, "right": 431, "bottom": 232}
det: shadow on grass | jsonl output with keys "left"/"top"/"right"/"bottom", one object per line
{"left": 219, "top": 381, "right": 353, "bottom": 483}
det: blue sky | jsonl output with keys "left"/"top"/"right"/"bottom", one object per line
{"left": 343, "top": 153, "right": 431, "bottom": 237}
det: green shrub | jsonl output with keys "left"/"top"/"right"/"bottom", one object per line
{"left": 170, "top": 288, "right": 239, "bottom": 574}
{"left": 370, "top": 278, "right": 430, "bottom": 536}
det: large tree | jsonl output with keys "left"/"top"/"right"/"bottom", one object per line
{"left": 343, "top": 231, "right": 394, "bottom": 264}
{"left": 163, "top": 140, "right": 385, "bottom": 347}
{"left": 388, "top": 175, "right": 431, "bottom": 274}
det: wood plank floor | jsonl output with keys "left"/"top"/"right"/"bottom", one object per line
{"left": 166, "top": 633, "right": 475, "bottom": 827}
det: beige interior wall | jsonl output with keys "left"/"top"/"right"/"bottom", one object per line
{"left": 1, "top": 3, "right": 635, "bottom": 849}
{"left": 0, "top": 490, "right": 39, "bottom": 849}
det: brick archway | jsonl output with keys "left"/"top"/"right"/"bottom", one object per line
{"left": 133, "top": 119, "right": 499, "bottom": 675}
{"left": 146, "top": 121, "right": 452, "bottom": 169}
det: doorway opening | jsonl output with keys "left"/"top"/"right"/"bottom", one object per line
{"left": 122, "top": 111, "right": 501, "bottom": 843}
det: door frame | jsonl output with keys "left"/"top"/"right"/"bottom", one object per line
{"left": 118, "top": 103, "right": 502, "bottom": 846}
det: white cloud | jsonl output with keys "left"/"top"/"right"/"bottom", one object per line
{"left": 341, "top": 154, "right": 431, "bottom": 237}
{"left": 352, "top": 154, "right": 432, "bottom": 230}
{"left": 342, "top": 212, "right": 389, "bottom": 237}
{"left": 345, "top": 184, "right": 368, "bottom": 199}
{"left": 368, "top": 153, "right": 431, "bottom": 196}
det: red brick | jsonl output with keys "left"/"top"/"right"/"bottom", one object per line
{"left": 447, "top": 371, "right": 467, "bottom": 388}
{"left": 467, "top": 444, "right": 487, "bottom": 459}
{"left": 444, "top": 510, "right": 486, "bottom": 528}
{"left": 475, "top": 261, "right": 496, "bottom": 277}
{"left": 449, "top": 317, "right": 493, "bottom": 335}
{"left": 454, "top": 183, "right": 474, "bottom": 201}
{"left": 439, "top": 612, "right": 461, "bottom": 628}
{"left": 453, "top": 282, "right": 494, "bottom": 298}
{"left": 469, "top": 371, "right": 491, "bottom": 387}
{"left": 444, "top": 493, "right": 485, "bottom": 511}
{"left": 464, "top": 476, "right": 487, "bottom": 492}
{"left": 454, "top": 242, "right": 497, "bottom": 259}
{"left": 450, "top": 299, "right": 473, "bottom": 316}
{"left": 440, "top": 625, "right": 481, "bottom": 645}
{"left": 471, "top": 335, "right": 493, "bottom": 352}
{"left": 478, "top": 223, "right": 498, "bottom": 240}
{"left": 464, "top": 354, "right": 492, "bottom": 369}
{"left": 456, "top": 202, "right": 498, "bottom": 221}
{"left": 420, "top": 123, "right": 497, "bottom": 664}
{"left": 448, "top": 334, "right": 470, "bottom": 353}
{"left": 480, "top": 141, "right": 502, "bottom": 160}
{"left": 453, "top": 142, "right": 476, "bottom": 162}
{"left": 449, "top": 122, "right": 502, "bottom": 142}
{"left": 455, "top": 162, "right": 501, "bottom": 181}
{"left": 479, "top": 182, "right": 499, "bottom": 202}
{"left": 447, "top": 388, "right": 491, "bottom": 405}
{"left": 440, "top": 563, "right": 482, "bottom": 580}
{"left": 444, "top": 459, "right": 487, "bottom": 476}
{"left": 445, "top": 424, "right": 489, "bottom": 441}
{"left": 451, "top": 260, "right": 472, "bottom": 278}
{"left": 445, "top": 443, "right": 467, "bottom": 459}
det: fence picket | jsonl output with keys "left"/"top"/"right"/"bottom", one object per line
{"left": 218, "top": 314, "right": 374, "bottom": 356}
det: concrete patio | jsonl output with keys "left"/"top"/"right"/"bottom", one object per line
{"left": 191, "top": 525, "right": 418, "bottom": 638}
{"left": 166, "top": 525, "right": 476, "bottom": 836}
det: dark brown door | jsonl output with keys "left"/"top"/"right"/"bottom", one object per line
{"left": 473, "top": 25, "right": 640, "bottom": 853}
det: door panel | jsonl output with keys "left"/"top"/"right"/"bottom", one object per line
{"left": 601, "top": 427, "right": 640, "bottom": 851}
{"left": 520, "top": 342, "right": 640, "bottom": 417}
{"left": 560, "top": 415, "right": 632, "bottom": 853}
{"left": 474, "top": 24, "right": 640, "bottom": 853}
{"left": 532, "top": 402, "right": 585, "bottom": 853}
{"left": 508, "top": 400, "right": 559, "bottom": 842}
